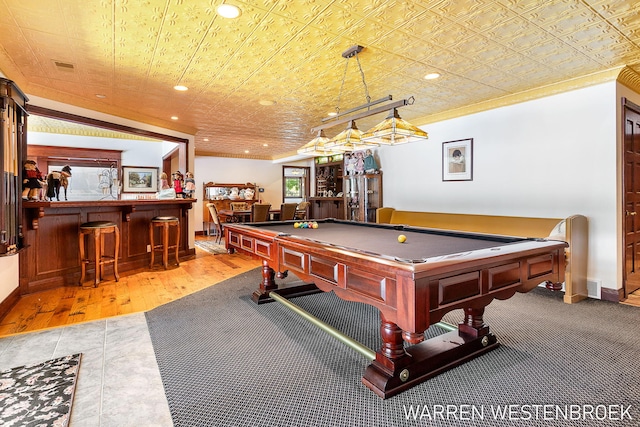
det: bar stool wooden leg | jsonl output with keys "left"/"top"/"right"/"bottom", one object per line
{"left": 149, "top": 222, "right": 155, "bottom": 268}
{"left": 113, "top": 226, "right": 120, "bottom": 281}
{"left": 94, "top": 229, "right": 101, "bottom": 287}
{"left": 162, "top": 221, "right": 169, "bottom": 269}
{"left": 174, "top": 221, "right": 180, "bottom": 267}
{"left": 79, "top": 231, "right": 87, "bottom": 285}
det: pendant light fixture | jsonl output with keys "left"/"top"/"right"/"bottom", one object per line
{"left": 298, "top": 45, "right": 428, "bottom": 158}
{"left": 324, "top": 120, "right": 364, "bottom": 152}
{"left": 297, "top": 130, "right": 332, "bottom": 156}
{"left": 361, "top": 104, "right": 428, "bottom": 145}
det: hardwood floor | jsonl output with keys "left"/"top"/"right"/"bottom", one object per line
{"left": 0, "top": 238, "right": 261, "bottom": 337}
{"left": 622, "top": 288, "right": 640, "bottom": 307}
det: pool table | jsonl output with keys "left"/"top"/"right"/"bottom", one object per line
{"left": 225, "top": 219, "right": 567, "bottom": 398}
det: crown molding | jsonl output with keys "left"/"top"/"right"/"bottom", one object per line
{"left": 415, "top": 67, "right": 627, "bottom": 125}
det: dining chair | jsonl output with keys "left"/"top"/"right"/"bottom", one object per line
{"left": 230, "top": 202, "right": 248, "bottom": 211}
{"left": 251, "top": 203, "right": 271, "bottom": 222}
{"left": 279, "top": 203, "right": 298, "bottom": 221}
{"left": 294, "top": 201, "right": 310, "bottom": 220}
{"left": 206, "top": 203, "right": 224, "bottom": 243}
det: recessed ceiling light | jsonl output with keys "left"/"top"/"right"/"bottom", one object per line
{"left": 203, "top": 138, "right": 209, "bottom": 142}
{"left": 95, "top": 94, "right": 106, "bottom": 98}
{"left": 217, "top": 4, "right": 241, "bottom": 19}
{"left": 171, "top": 116, "right": 179, "bottom": 120}
{"left": 262, "top": 143, "right": 268, "bottom": 147}
{"left": 174, "top": 85, "right": 188, "bottom": 91}
{"left": 259, "top": 100, "right": 276, "bottom": 106}
{"left": 328, "top": 112, "right": 337, "bottom": 117}
{"left": 244, "top": 150, "right": 249, "bottom": 154}
{"left": 425, "top": 73, "right": 441, "bottom": 80}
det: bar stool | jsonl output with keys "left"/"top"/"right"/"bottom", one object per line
{"left": 79, "top": 221, "right": 120, "bottom": 287}
{"left": 149, "top": 216, "right": 180, "bottom": 269}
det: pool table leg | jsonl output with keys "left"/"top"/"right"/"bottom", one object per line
{"left": 362, "top": 310, "right": 498, "bottom": 399}
{"left": 251, "top": 260, "right": 322, "bottom": 304}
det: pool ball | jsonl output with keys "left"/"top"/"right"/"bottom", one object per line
{"left": 397, "top": 234, "right": 407, "bottom": 243}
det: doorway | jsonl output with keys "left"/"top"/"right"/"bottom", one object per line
{"left": 282, "top": 166, "right": 310, "bottom": 204}
{"left": 623, "top": 98, "right": 640, "bottom": 297}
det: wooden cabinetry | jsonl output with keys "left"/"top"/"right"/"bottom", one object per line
{"left": 21, "top": 199, "right": 194, "bottom": 292}
{"left": 310, "top": 155, "right": 345, "bottom": 220}
{"left": 344, "top": 173, "right": 383, "bottom": 222}
{"left": 202, "top": 182, "right": 258, "bottom": 227}
{"left": 0, "top": 78, "right": 28, "bottom": 255}
{"left": 314, "top": 155, "right": 343, "bottom": 197}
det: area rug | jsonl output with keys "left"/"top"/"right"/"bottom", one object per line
{"left": 0, "top": 353, "right": 82, "bottom": 427}
{"left": 146, "top": 269, "right": 640, "bottom": 426}
{"left": 194, "top": 239, "right": 227, "bottom": 254}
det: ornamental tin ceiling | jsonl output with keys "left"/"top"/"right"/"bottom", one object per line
{"left": 1, "top": 0, "right": 640, "bottom": 160}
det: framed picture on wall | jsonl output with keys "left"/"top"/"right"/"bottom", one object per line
{"left": 442, "top": 138, "right": 473, "bottom": 181}
{"left": 122, "top": 166, "right": 158, "bottom": 193}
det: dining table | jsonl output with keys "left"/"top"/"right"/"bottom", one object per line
{"left": 218, "top": 208, "right": 281, "bottom": 223}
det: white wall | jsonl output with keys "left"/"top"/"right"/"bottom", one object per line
{"left": 0, "top": 255, "right": 19, "bottom": 302}
{"left": 379, "top": 82, "right": 618, "bottom": 292}
{"left": 193, "top": 157, "right": 311, "bottom": 230}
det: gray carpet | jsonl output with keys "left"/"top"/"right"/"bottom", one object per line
{"left": 145, "top": 269, "right": 640, "bottom": 426}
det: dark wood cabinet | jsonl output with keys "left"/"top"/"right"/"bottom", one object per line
{"left": 311, "top": 154, "right": 382, "bottom": 222}
{"left": 310, "top": 155, "right": 345, "bottom": 220}
{"left": 202, "top": 182, "right": 258, "bottom": 227}
{"left": 309, "top": 197, "right": 344, "bottom": 220}
{"left": 344, "top": 173, "right": 383, "bottom": 222}
{"left": 0, "top": 78, "right": 28, "bottom": 255}
{"left": 314, "top": 155, "right": 343, "bottom": 198}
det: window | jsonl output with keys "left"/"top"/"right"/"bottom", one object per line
{"left": 282, "top": 166, "right": 309, "bottom": 203}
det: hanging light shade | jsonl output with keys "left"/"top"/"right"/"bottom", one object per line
{"left": 325, "top": 120, "right": 361, "bottom": 152}
{"left": 297, "top": 130, "right": 332, "bottom": 156}
{"left": 324, "top": 120, "right": 378, "bottom": 152}
{"left": 361, "top": 108, "right": 428, "bottom": 145}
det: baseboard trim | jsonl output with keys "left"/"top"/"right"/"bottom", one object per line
{"left": 0, "top": 287, "right": 21, "bottom": 322}
{"left": 600, "top": 287, "right": 624, "bottom": 303}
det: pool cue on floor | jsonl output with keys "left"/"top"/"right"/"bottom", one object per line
{"left": 269, "top": 291, "right": 376, "bottom": 361}
{"left": 269, "top": 291, "right": 459, "bottom": 360}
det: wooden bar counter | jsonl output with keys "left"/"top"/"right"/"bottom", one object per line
{"left": 20, "top": 199, "right": 195, "bottom": 294}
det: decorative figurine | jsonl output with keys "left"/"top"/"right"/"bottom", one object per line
{"left": 184, "top": 172, "right": 196, "bottom": 198}
{"left": 229, "top": 187, "right": 240, "bottom": 200}
{"left": 157, "top": 172, "right": 176, "bottom": 199}
{"left": 355, "top": 151, "right": 365, "bottom": 174}
{"left": 46, "top": 165, "right": 72, "bottom": 201}
{"left": 172, "top": 171, "right": 184, "bottom": 198}
{"left": 160, "top": 172, "right": 171, "bottom": 190}
{"left": 244, "top": 188, "right": 255, "bottom": 200}
{"left": 345, "top": 152, "right": 357, "bottom": 175}
{"left": 22, "top": 160, "right": 43, "bottom": 201}
{"left": 363, "top": 149, "right": 379, "bottom": 173}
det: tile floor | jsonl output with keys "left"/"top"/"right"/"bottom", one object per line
{"left": 0, "top": 313, "right": 173, "bottom": 427}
